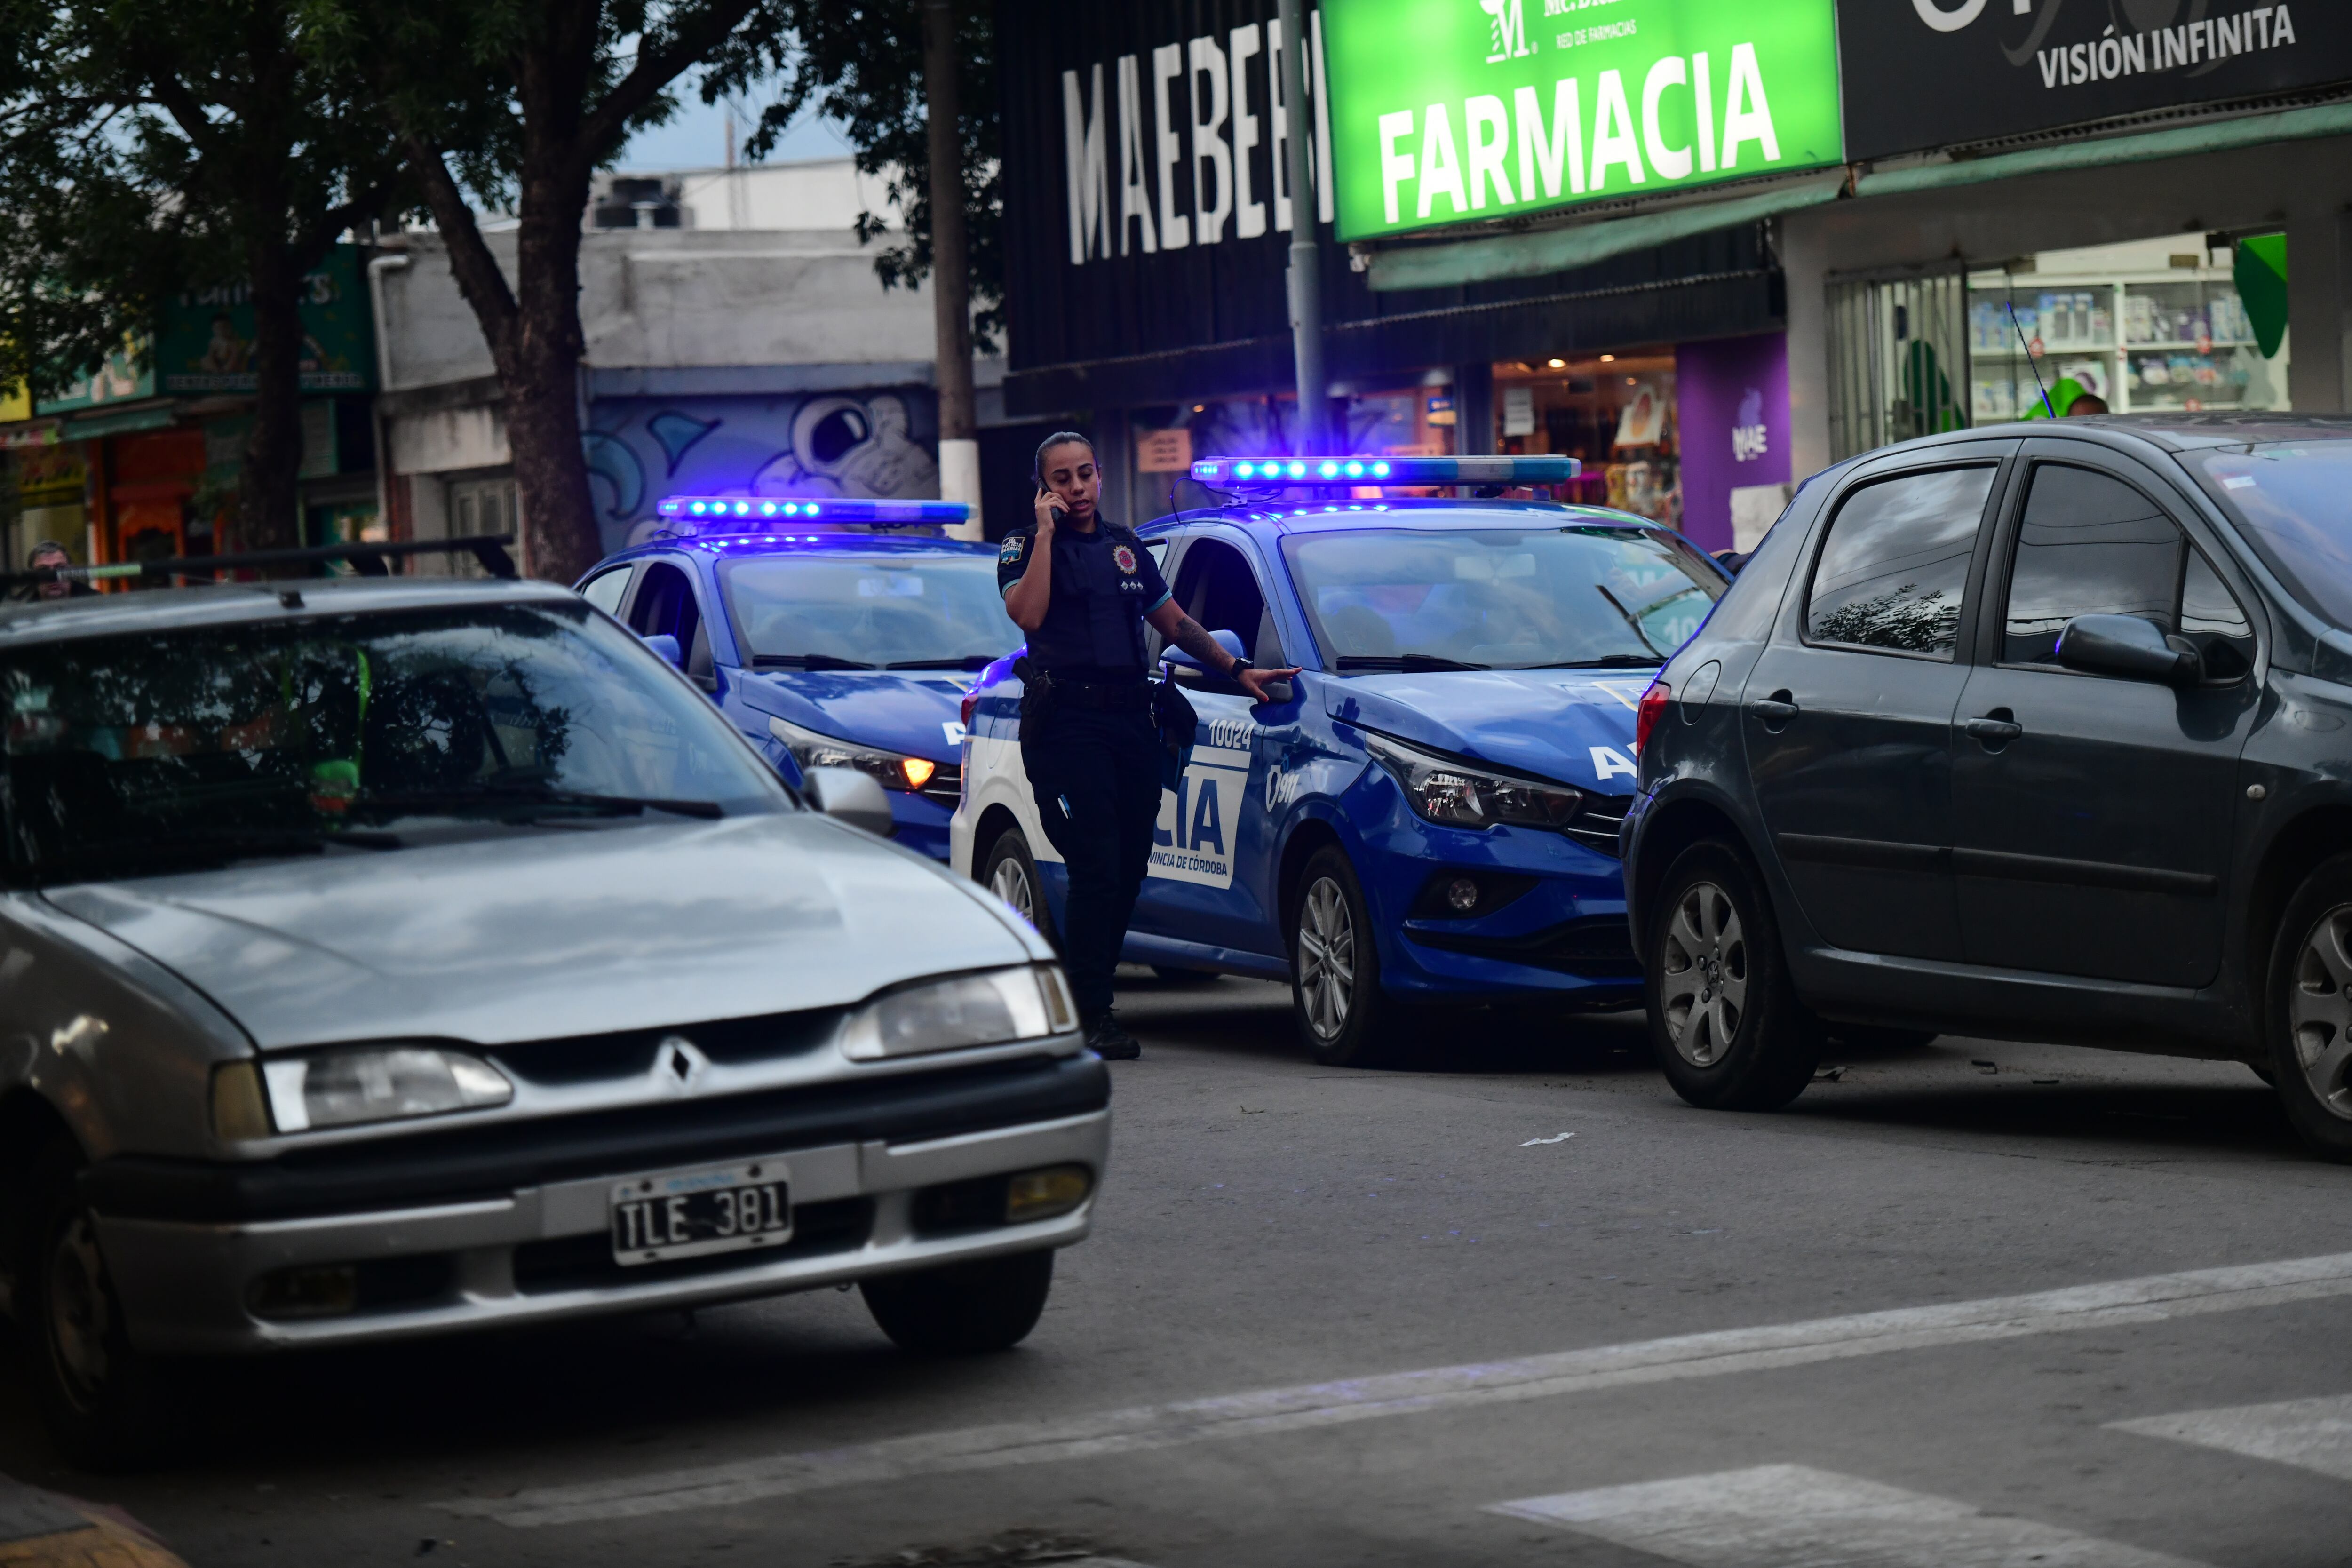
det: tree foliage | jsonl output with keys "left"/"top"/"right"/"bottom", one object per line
{"left": 0, "top": 1, "right": 413, "bottom": 552}
{"left": 307, "top": 0, "right": 801, "bottom": 581}
{"left": 709, "top": 0, "right": 1003, "bottom": 352}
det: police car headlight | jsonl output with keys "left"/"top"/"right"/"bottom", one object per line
{"left": 770, "top": 716, "right": 935, "bottom": 792}
{"left": 245, "top": 1046, "right": 513, "bottom": 1133}
{"left": 1364, "top": 732, "right": 1586, "bottom": 831}
{"left": 841, "top": 965, "right": 1079, "bottom": 1061}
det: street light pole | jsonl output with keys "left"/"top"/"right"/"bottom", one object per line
{"left": 1276, "top": 0, "right": 1326, "bottom": 454}
{"left": 921, "top": 0, "right": 981, "bottom": 539}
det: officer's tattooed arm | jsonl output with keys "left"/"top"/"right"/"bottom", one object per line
{"left": 1144, "top": 601, "right": 1302, "bottom": 703}
{"left": 1166, "top": 613, "right": 1233, "bottom": 673}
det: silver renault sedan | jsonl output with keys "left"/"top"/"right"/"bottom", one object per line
{"left": 0, "top": 578, "right": 1104, "bottom": 1467}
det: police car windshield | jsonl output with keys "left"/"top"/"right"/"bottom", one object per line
{"left": 1281, "top": 525, "right": 1724, "bottom": 670}
{"left": 719, "top": 555, "right": 1011, "bottom": 670}
{"left": 2187, "top": 440, "right": 2352, "bottom": 628}
{"left": 0, "top": 601, "right": 788, "bottom": 883}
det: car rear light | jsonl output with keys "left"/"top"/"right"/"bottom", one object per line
{"left": 1635, "top": 682, "right": 1670, "bottom": 755}
{"left": 960, "top": 689, "right": 979, "bottom": 729}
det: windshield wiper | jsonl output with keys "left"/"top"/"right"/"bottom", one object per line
{"left": 1527, "top": 654, "right": 1665, "bottom": 669}
{"left": 753, "top": 653, "right": 876, "bottom": 670}
{"left": 25, "top": 827, "right": 402, "bottom": 883}
{"left": 1336, "top": 654, "right": 1491, "bottom": 672}
{"left": 886, "top": 655, "right": 999, "bottom": 670}
{"left": 357, "top": 787, "right": 724, "bottom": 821}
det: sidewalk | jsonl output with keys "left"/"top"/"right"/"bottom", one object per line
{"left": 0, "top": 1477, "right": 188, "bottom": 1568}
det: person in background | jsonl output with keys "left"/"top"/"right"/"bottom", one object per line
{"left": 999, "top": 431, "right": 1297, "bottom": 1059}
{"left": 2066, "top": 392, "right": 2110, "bottom": 416}
{"left": 14, "top": 541, "right": 95, "bottom": 603}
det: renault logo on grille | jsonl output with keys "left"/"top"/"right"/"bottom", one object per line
{"left": 654, "top": 1035, "right": 710, "bottom": 1094}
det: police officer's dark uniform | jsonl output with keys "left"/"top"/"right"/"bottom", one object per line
{"left": 997, "top": 514, "right": 1174, "bottom": 1054}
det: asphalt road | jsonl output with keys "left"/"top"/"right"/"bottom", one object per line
{"left": 7, "top": 973, "right": 2352, "bottom": 1568}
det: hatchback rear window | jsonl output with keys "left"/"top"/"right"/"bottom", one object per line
{"left": 2187, "top": 442, "right": 2352, "bottom": 629}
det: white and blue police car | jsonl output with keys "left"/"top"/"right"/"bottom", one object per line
{"left": 951, "top": 455, "right": 1732, "bottom": 1064}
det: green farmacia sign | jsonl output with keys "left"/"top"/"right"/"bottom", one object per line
{"left": 1322, "top": 0, "right": 1843, "bottom": 242}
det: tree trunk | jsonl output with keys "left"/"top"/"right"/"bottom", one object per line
{"left": 921, "top": 0, "right": 978, "bottom": 535}
{"left": 237, "top": 244, "right": 306, "bottom": 556}
{"left": 504, "top": 170, "right": 601, "bottom": 583}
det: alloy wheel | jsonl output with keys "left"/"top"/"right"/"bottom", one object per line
{"left": 1297, "top": 876, "right": 1356, "bottom": 1041}
{"left": 45, "top": 1210, "right": 112, "bottom": 1411}
{"left": 990, "top": 853, "right": 1038, "bottom": 928}
{"left": 2288, "top": 904, "right": 2352, "bottom": 1120}
{"left": 1659, "top": 880, "right": 1748, "bottom": 1067}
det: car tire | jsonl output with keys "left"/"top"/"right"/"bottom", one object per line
{"left": 860, "top": 1249, "right": 1055, "bottom": 1354}
{"left": 1645, "top": 840, "right": 1819, "bottom": 1111}
{"left": 2264, "top": 854, "right": 2352, "bottom": 1161}
{"left": 16, "top": 1136, "right": 178, "bottom": 1469}
{"left": 1290, "top": 846, "right": 1398, "bottom": 1067}
{"left": 1152, "top": 965, "right": 1221, "bottom": 984}
{"left": 979, "top": 827, "right": 1057, "bottom": 949}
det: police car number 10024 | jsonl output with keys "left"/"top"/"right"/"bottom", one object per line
{"left": 611, "top": 1158, "right": 793, "bottom": 1265}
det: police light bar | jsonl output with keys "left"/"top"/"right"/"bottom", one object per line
{"left": 1188, "top": 455, "right": 1582, "bottom": 487}
{"left": 655, "top": 495, "right": 972, "bottom": 527}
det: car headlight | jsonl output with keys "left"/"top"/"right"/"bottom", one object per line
{"left": 245, "top": 1046, "right": 514, "bottom": 1133}
{"left": 1364, "top": 732, "right": 1586, "bottom": 830}
{"left": 841, "top": 965, "right": 1078, "bottom": 1061}
{"left": 769, "top": 716, "right": 938, "bottom": 792}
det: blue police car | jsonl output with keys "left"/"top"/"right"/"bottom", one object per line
{"left": 951, "top": 456, "right": 1732, "bottom": 1064}
{"left": 576, "top": 497, "right": 998, "bottom": 860}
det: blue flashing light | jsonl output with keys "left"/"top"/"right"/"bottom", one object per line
{"left": 1182, "top": 455, "right": 1581, "bottom": 488}
{"left": 654, "top": 495, "right": 968, "bottom": 529}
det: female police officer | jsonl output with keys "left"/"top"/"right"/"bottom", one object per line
{"left": 1000, "top": 432, "right": 1297, "bottom": 1059}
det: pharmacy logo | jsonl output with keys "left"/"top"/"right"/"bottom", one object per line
{"left": 1479, "top": 0, "right": 1534, "bottom": 63}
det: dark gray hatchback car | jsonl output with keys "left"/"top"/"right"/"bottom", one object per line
{"left": 1623, "top": 415, "right": 2352, "bottom": 1157}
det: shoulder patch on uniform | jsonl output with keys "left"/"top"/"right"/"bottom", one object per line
{"left": 999, "top": 534, "right": 1025, "bottom": 565}
{"left": 1112, "top": 543, "right": 1137, "bottom": 574}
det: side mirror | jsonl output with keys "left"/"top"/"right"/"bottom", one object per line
{"left": 1160, "top": 627, "right": 1246, "bottom": 672}
{"left": 804, "top": 765, "right": 896, "bottom": 837}
{"left": 641, "top": 632, "right": 683, "bottom": 669}
{"left": 2055, "top": 614, "right": 2200, "bottom": 687}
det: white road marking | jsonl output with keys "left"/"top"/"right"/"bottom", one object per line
{"left": 2110, "top": 1393, "right": 2352, "bottom": 1484}
{"left": 1489, "top": 1463, "right": 2211, "bottom": 1567}
{"left": 439, "top": 1249, "right": 2352, "bottom": 1528}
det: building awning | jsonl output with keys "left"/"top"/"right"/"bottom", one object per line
{"left": 0, "top": 419, "right": 63, "bottom": 450}
{"left": 1366, "top": 100, "right": 2352, "bottom": 294}
{"left": 59, "top": 403, "right": 179, "bottom": 441}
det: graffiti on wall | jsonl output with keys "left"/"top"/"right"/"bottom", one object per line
{"left": 582, "top": 390, "right": 941, "bottom": 553}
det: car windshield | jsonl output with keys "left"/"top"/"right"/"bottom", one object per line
{"left": 0, "top": 599, "right": 787, "bottom": 883}
{"left": 1280, "top": 524, "right": 1725, "bottom": 670}
{"left": 719, "top": 554, "right": 1013, "bottom": 669}
{"left": 2187, "top": 441, "right": 2352, "bottom": 627}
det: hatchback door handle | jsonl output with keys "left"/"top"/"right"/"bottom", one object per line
{"left": 1749, "top": 696, "right": 1799, "bottom": 723}
{"left": 1965, "top": 715, "right": 2024, "bottom": 743}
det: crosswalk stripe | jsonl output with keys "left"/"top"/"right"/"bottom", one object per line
{"left": 2109, "top": 1393, "right": 2352, "bottom": 1483}
{"left": 437, "top": 1249, "right": 2352, "bottom": 1528}
{"left": 1489, "top": 1463, "right": 2212, "bottom": 1568}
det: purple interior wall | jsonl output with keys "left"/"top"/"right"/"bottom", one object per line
{"left": 1674, "top": 334, "right": 1792, "bottom": 553}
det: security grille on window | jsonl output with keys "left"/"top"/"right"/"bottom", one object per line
{"left": 1826, "top": 263, "right": 1974, "bottom": 462}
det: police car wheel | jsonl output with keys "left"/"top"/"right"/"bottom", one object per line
{"left": 1644, "top": 840, "right": 1818, "bottom": 1111}
{"left": 980, "top": 828, "right": 1057, "bottom": 948}
{"left": 1291, "top": 847, "right": 1395, "bottom": 1067}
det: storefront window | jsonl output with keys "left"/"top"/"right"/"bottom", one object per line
{"left": 1491, "top": 355, "right": 1677, "bottom": 526}
{"left": 1968, "top": 236, "right": 2290, "bottom": 420}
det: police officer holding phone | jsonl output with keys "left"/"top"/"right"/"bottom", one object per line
{"left": 1000, "top": 432, "right": 1298, "bottom": 1059}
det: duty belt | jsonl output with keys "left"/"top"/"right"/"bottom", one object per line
{"left": 1050, "top": 677, "right": 1151, "bottom": 711}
